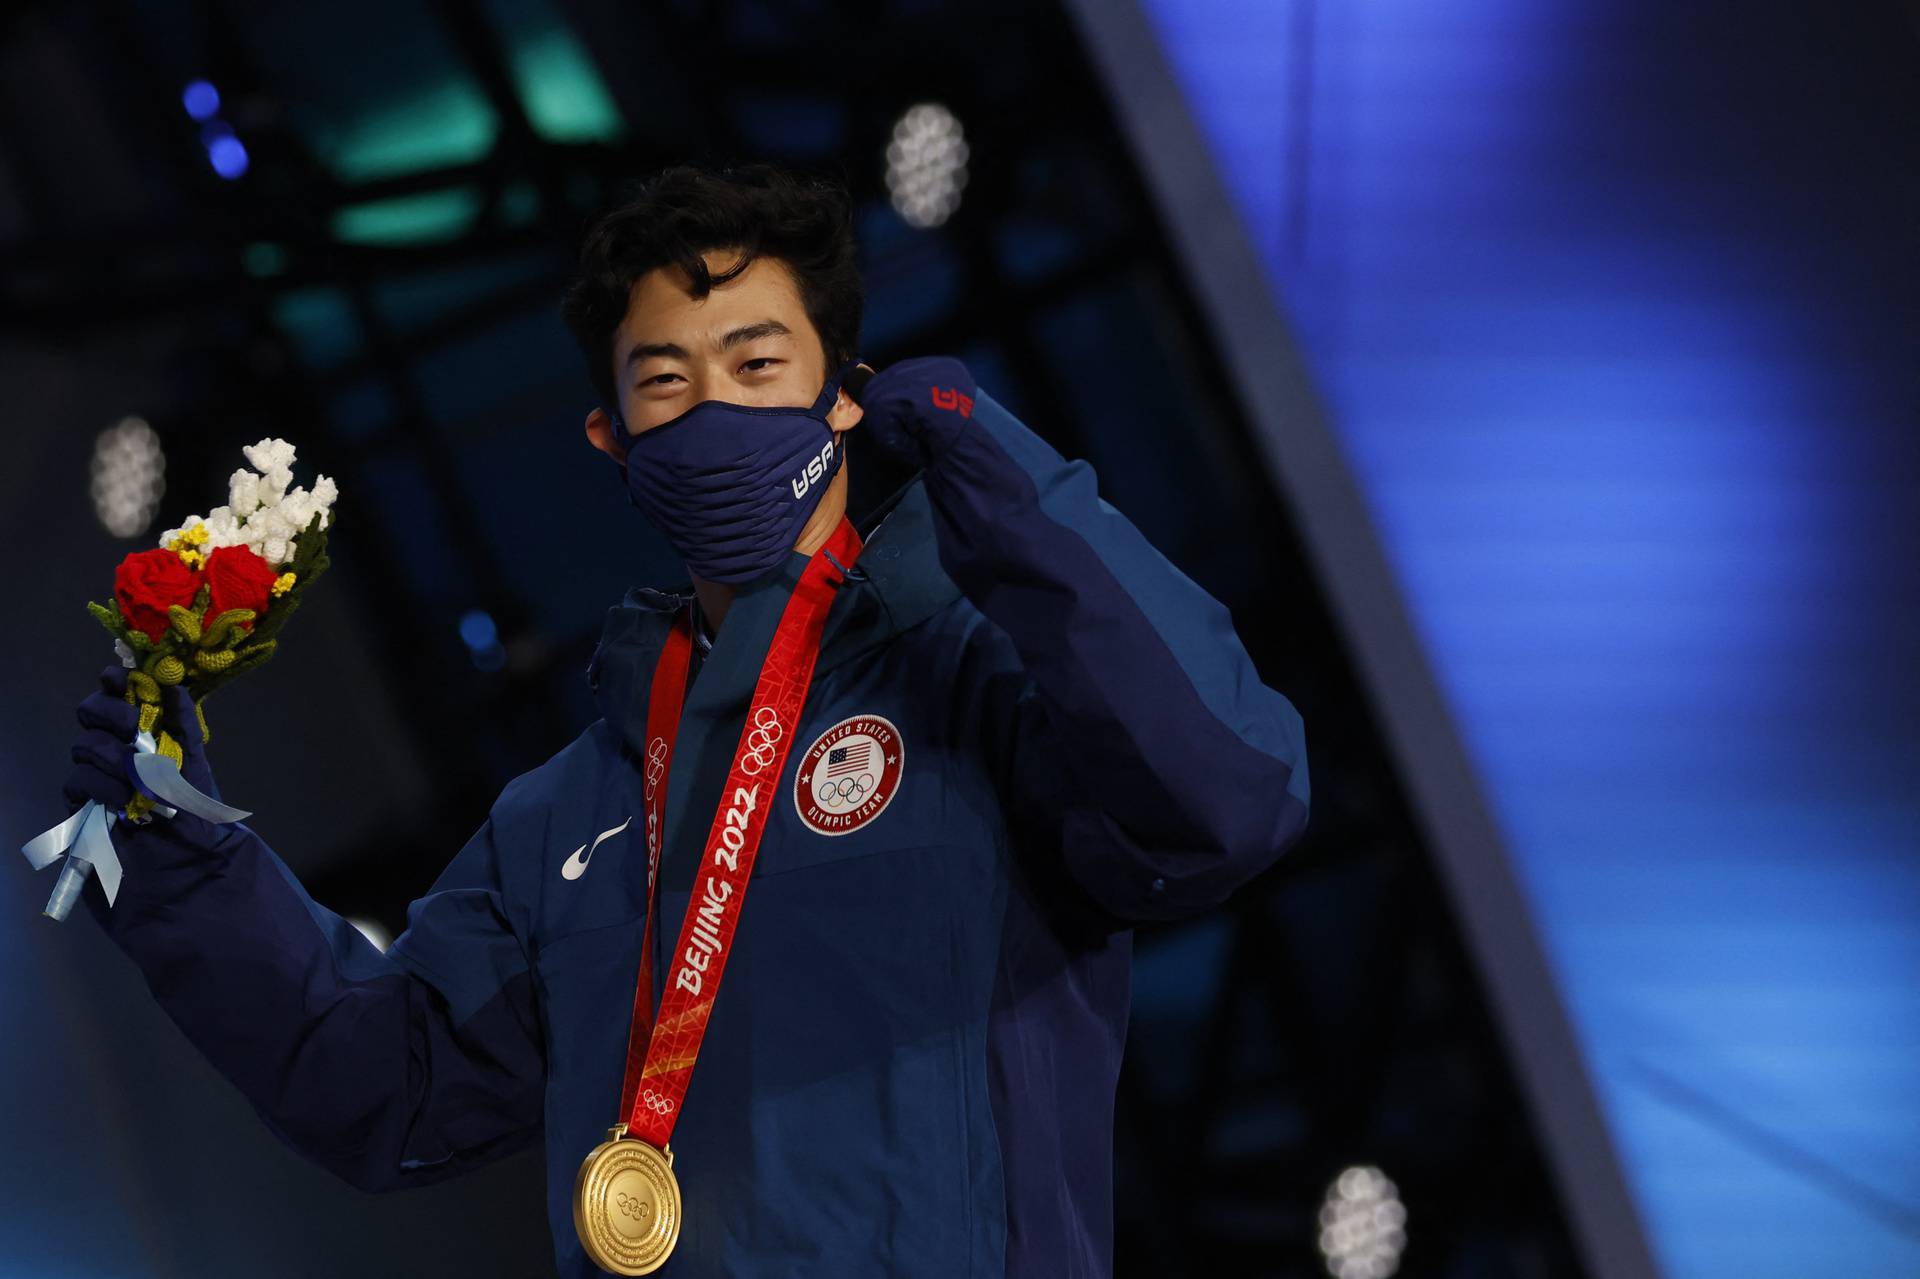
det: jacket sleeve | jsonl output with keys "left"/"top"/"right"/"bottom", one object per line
{"left": 927, "top": 385, "right": 1311, "bottom": 928}
{"left": 80, "top": 776, "right": 548, "bottom": 1193}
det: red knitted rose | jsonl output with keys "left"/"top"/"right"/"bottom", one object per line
{"left": 114, "top": 548, "right": 205, "bottom": 643}
{"left": 204, "top": 544, "right": 279, "bottom": 633}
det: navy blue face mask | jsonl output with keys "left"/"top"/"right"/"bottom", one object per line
{"left": 609, "top": 356, "right": 864, "bottom": 585}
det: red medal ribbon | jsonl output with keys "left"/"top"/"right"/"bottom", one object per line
{"left": 614, "top": 514, "right": 864, "bottom": 1148}
{"left": 613, "top": 607, "right": 692, "bottom": 1125}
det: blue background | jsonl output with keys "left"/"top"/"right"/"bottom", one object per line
{"left": 1135, "top": 1, "right": 1920, "bottom": 1274}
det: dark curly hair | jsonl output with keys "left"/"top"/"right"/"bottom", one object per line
{"left": 561, "top": 161, "right": 866, "bottom": 413}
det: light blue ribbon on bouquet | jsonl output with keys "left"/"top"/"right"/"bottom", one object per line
{"left": 20, "top": 727, "right": 250, "bottom": 922}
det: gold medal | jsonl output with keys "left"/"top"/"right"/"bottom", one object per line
{"left": 573, "top": 1124, "right": 682, "bottom": 1275}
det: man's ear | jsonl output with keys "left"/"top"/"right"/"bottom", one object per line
{"left": 827, "top": 368, "right": 871, "bottom": 437}
{"left": 585, "top": 407, "right": 625, "bottom": 461}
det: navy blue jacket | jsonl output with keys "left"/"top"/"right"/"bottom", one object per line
{"left": 82, "top": 386, "right": 1310, "bottom": 1277}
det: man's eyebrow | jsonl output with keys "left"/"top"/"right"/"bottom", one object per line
{"left": 623, "top": 319, "right": 794, "bottom": 367}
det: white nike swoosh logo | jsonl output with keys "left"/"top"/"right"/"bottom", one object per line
{"left": 562, "top": 816, "right": 633, "bottom": 881}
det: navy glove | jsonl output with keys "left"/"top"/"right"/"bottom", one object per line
{"left": 850, "top": 356, "right": 977, "bottom": 471}
{"left": 66, "top": 665, "right": 221, "bottom": 827}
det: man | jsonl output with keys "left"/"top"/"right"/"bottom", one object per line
{"left": 65, "top": 161, "right": 1310, "bottom": 1277}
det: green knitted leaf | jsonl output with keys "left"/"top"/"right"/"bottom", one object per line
{"left": 193, "top": 647, "right": 238, "bottom": 673}
{"left": 292, "top": 510, "right": 330, "bottom": 569}
{"left": 258, "top": 591, "right": 303, "bottom": 640}
{"left": 86, "top": 599, "right": 130, "bottom": 642}
{"left": 167, "top": 604, "right": 202, "bottom": 644}
{"left": 196, "top": 638, "right": 278, "bottom": 697}
{"left": 201, "top": 608, "right": 257, "bottom": 649}
{"left": 226, "top": 639, "right": 277, "bottom": 676}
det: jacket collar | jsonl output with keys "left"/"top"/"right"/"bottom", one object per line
{"left": 586, "top": 471, "right": 958, "bottom": 759}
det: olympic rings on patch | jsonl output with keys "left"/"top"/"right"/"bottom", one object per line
{"left": 816, "top": 772, "right": 873, "bottom": 807}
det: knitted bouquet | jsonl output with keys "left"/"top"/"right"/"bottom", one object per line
{"left": 22, "top": 437, "right": 337, "bottom": 920}
{"left": 92, "top": 437, "right": 337, "bottom": 808}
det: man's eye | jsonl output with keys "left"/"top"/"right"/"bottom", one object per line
{"left": 643, "top": 359, "right": 775, "bottom": 388}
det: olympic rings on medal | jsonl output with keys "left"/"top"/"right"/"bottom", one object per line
{"left": 641, "top": 1088, "right": 677, "bottom": 1115}
{"left": 614, "top": 1190, "right": 655, "bottom": 1224}
{"left": 739, "top": 706, "right": 783, "bottom": 776}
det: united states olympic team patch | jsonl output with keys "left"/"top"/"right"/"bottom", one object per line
{"left": 793, "top": 714, "right": 904, "bottom": 836}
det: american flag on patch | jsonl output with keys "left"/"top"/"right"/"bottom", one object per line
{"left": 825, "top": 741, "right": 872, "bottom": 778}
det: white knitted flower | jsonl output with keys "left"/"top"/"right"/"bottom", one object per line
{"left": 202, "top": 505, "right": 247, "bottom": 550}
{"left": 262, "top": 537, "right": 290, "bottom": 565}
{"left": 309, "top": 474, "right": 337, "bottom": 530}
{"left": 229, "top": 468, "right": 264, "bottom": 518}
{"left": 114, "top": 638, "right": 138, "bottom": 669}
{"left": 242, "top": 438, "right": 296, "bottom": 475}
{"left": 278, "top": 486, "right": 313, "bottom": 529}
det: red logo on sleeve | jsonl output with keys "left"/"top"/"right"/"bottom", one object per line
{"left": 930, "top": 385, "right": 973, "bottom": 417}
